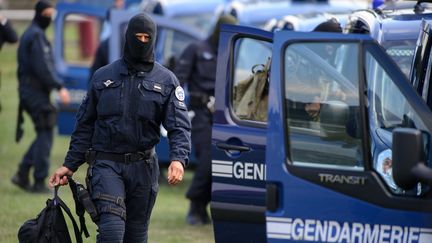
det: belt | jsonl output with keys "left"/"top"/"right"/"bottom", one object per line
{"left": 94, "top": 149, "right": 154, "bottom": 163}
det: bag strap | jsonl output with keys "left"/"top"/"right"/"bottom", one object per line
{"left": 68, "top": 178, "right": 90, "bottom": 238}
{"left": 54, "top": 188, "right": 83, "bottom": 243}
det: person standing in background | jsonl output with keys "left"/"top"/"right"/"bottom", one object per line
{"left": 0, "top": 12, "right": 18, "bottom": 50}
{"left": 0, "top": 11, "right": 18, "bottom": 112}
{"left": 11, "top": 0, "right": 71, "bottom": 193}
{"left": 175, "top": 14, "right": 237, "bottom": 225}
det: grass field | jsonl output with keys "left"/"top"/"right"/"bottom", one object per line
{"left": 0, "top": 22, "right": 214, "bottom": 243}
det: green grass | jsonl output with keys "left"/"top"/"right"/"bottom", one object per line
{"left": 0, "top": 22, "right": 214, "bottom": 243}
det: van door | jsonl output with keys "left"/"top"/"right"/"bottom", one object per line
{"left": 211, "top": 25, "right": 272, "bottom": 243}
{"left": 410, "top": 20, "right": 432, "bottom": 110}
{"left": 266, "top": 31, "right": 432, "bottom": 242}
{"left": 54, "top": 2, "right": 105, "bottom": 134}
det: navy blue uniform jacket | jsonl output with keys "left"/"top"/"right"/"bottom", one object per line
{"left": 17, "top": 22, "right": 62, "bottom": 95}
{"left": 64, "top": 59, "right": 191, "bottom": 171}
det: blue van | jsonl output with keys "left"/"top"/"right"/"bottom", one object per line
{"left": 210, "top": 22, "right": 432, "bottom": 243}
{"left": 225, "top": 0, "right": 366, "bottom": 29}
{"left": 345, "top": 0, "right": 432, "bottom": 77}
{"left": 53, "top": 2, "right": 203, "bottom": 164}
{"left": 140, "top": 0, "right": 227, "bottom": 35}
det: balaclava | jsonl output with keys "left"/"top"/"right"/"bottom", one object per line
{"left": 34, "top": 0, "right": 53, "bottom": 30}
{"left": 123, "top": 12, "right": 156, "bottom": 73}
{"left": 208, "top": 14, "right": 238, "bottom": 49}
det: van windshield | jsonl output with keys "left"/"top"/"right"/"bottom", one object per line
{"left": 365, "top": 51, "right": 426, "bottom": 132}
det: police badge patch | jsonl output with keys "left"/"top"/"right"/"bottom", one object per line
{"left": 104, "top": 80, "right": 114, "bottom": 87}
{"left": 175, "top": 86, "right": 185, "bottom": 101}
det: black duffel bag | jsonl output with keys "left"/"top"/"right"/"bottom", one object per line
{"left": 18, "top": 185, "right": 88, "bottom": 243}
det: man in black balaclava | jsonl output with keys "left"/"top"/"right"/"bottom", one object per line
{"left": 12, "top": 0, "right": 70, "bottom": 193}
{"left": 50, "top": 12, "right": 191, "bottom": 242}
{"left": 123, "top": 13, "right": 155, "bottom": 72}
{"left": 175, "top": 14, "right": 238, "bottom": 226}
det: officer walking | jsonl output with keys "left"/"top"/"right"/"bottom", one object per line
{"left": 12, "top": 0, "right": 71, "bottom": 193}
{"left": 175, "top": 14, "right": 237, "bottom": 225}
{"left": 49, "top": 13, "right": 191, "bottom": 242}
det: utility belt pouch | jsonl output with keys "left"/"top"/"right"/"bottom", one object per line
{"left": 85, "top": 149, "right": 96, "bottom": 165}
{"left": 68, "top": 177, "right": 100, "bottom": 223}
{"left": 76, "top": 183, "right": 99, "bottom": 223}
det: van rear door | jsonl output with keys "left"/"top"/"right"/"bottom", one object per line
{"left": 266, "top": 31, "right": 432, "bottom": 242}
{"left": 211, "top": 25, "right": 272, "bottom": 243}
{"left": 54, "top": 2, "right": 105, "bottom": 134}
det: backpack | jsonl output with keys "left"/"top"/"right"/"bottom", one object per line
{"left": 233, "top": 58, "right": 271, "bottom": 122}
{"left": 18, "top": 186, "right": 89, "bottom": 243}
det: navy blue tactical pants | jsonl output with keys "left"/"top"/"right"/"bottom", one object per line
{"left": 18, "top": 94, "right": 56, "bottom": 182}
{"left": 18, "top": 129, "right": 53, "bottom": 181}
{"left": 88, "top": 157, "right": 159, "bottom": 243}
{"left": 186, "top": 108, "right": 212, "bottom": 204}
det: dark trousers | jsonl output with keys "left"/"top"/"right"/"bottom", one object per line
{"left": 17, "top": 93, "right": 56, "bottom": 182}
{"left": 88, "top": 157, "right": 159, "bottom": 243}
{"left": 18, "top": 129, "right": 53, "bottom": 181}
{"left": 186, "top": 108, "right": 212, "bottom": 205}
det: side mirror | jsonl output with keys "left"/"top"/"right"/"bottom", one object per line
{"left": 392, "top": 128, "right": 432, "bottom": 190}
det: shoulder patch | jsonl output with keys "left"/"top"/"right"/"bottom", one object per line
{"left": 175, "top": 86, "right": 185, "bottom": 101}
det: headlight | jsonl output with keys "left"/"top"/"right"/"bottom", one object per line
{"left": 376, "top": 149, "right": 398, "bottom": 190}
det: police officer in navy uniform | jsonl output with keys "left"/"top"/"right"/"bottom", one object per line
{"left": 50, "top": 13, "right": 191, "bottom": 242}
{"left": 12, "top": 0, "right": 71, "bottom": 193}
{"left": 175, "top": 14, "right": 237, "bottom": 225}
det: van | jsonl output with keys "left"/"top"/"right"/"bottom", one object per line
{"left": 211, "top": 23, "right": 432, "bottom": 242}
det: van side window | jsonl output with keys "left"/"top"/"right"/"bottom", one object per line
{"left": 161, "top": 28, "right": 197, "bottom": 70}
{"left": 284, "top": 42, "right": 363, "bottom": 169}
{"left": 232, "top": 38, "right": 272, "bottom": 122}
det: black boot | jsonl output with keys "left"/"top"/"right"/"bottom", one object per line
{"left": 11, "top": 173, "right": 30, "bottom": 191}
{"left": 186, "top": 201, "right": 210, "bottom": 226}
{"left": 31, "top": 179, "right": 51, "bottom": 194}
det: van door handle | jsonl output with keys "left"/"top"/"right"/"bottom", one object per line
{"left": 266, "top": 183, "right": 279, "bottom": 212}
{"left": 216, "top": 142, "right": 250, "bottom": 152}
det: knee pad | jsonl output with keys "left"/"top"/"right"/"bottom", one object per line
{"left": 97, "top": 214, "right": 125, "bottom": 242}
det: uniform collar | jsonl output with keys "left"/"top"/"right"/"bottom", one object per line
{"left": 119, "top": 59, "right": 129, "bottom": 76}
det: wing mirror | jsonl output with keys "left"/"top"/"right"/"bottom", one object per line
{"left": 392, "top": 128, "right": 432, "bottom": 190}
